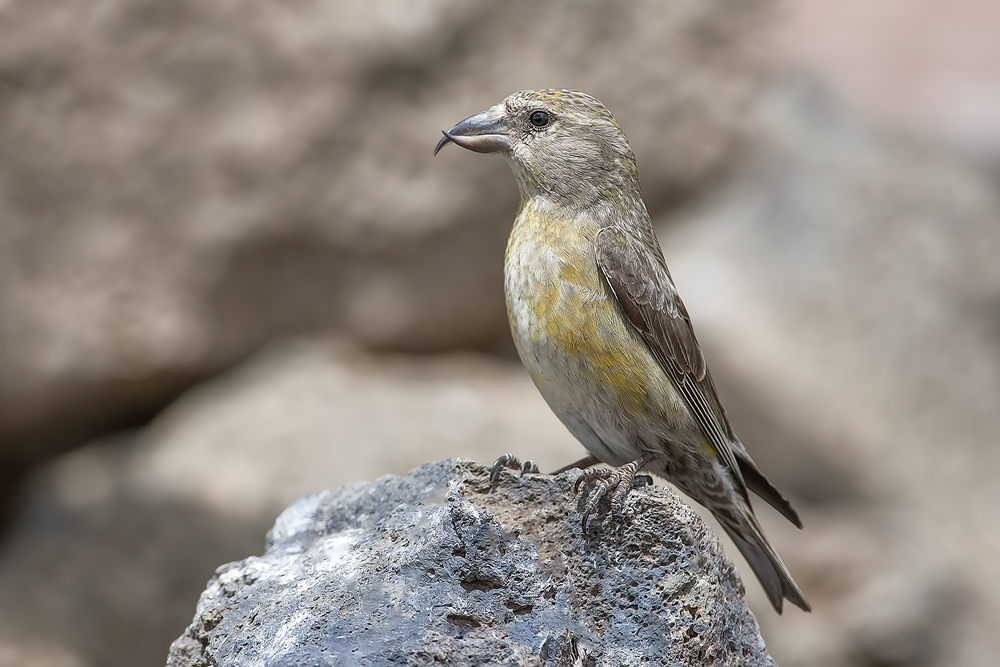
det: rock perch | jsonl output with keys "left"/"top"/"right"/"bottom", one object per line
{"left": 166, "top": 459, "right": 774, "bottom": 666}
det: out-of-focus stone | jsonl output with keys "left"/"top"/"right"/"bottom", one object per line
{"left": 127, "top": 339, "right": 584, "bottom": 520}
{"left": 0, "top": 433, "right": 271, "bottom": 667}
{"left": 777, "top": 0, "right": 1000, "bottom": 157}
{"left": 166, "top": 460, "right": 775, "bottom": 667}
{"left": 660, "top": 77, "right": 1000, "bottom": 666}
{"left": 0, "top": 0, "right": 773, "bottom": 458}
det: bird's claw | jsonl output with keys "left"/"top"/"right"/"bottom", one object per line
{"left": 489, "top": 453, "right": 539, "bottom": 483}
{"left": 576, "top": 468, "right": 620, "bottom": 532}
{"left": 575, "top": 454, "right": 655, "bottom": 532}
{"left": 574, "top": 467, "right": 611, "bottom": 493}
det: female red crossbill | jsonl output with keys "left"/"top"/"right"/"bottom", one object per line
{"left": 436, "top": 89, "right": 809, "bottom": 614}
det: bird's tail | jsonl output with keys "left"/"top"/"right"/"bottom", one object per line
{"left": 717, "top": 507, "right": 811, "bottom": 614}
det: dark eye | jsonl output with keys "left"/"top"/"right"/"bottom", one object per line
{"left": 529, "top": 110, "right": 550, "bottom": 127}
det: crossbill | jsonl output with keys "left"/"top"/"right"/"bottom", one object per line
{"left": 435, "top": 89, "right": 809, "bottom": 614}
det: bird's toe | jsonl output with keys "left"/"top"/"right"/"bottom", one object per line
{"left": 489, "top": 453, "right": 537, "bottom": 483}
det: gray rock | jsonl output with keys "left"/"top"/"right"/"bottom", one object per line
{"left": 166, "top": 460, "right": 774, "bottom": 667}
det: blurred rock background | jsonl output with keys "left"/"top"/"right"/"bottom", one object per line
{"left": 0, "top": 0, "right": 997, "bottom": 665}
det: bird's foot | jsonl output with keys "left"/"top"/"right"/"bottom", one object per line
{"left": 575, "top": 452, "right": 657, "bottom": 532}
{"left": 489, "top": 453, "right": 540, "bottom": 483}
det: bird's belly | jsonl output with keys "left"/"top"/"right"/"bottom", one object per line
{"left": 503, "top": 211, "right": 689, "bottom": 465}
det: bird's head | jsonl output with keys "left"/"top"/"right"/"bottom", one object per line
{"left": 435, "top": 90, "right": 642, "bottom": 212}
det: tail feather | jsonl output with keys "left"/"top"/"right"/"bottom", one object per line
{"left": 719, "top": 511, "right": 811, "bottom": 614}
{"left": 731, "top": 439, "right": 803, "bottom": 529}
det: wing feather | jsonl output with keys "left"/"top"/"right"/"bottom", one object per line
{"left": 594, "top": 226, "right": 748, "bottom": 500}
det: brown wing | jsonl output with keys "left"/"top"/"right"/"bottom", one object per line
{"left": 595, "top": 226, "right": 748, "bottom": 497}
{"left": 594, "top": 226, "right": 803, "bottom": 526}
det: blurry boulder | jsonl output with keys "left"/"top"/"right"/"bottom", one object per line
{"left": 167, "top": 460, "right": 775, "bottom": 667}
{"left": 127, "top": 338, "right": 584, "bottom": 520}
{"left": 0, "top": 340, "right": 584, "bottom": 667}
{"left": 659, "top": 77, "right": 1000, "bottom": 666}
{"left": 0, "top": 0, "right": 773, "bottom": 458}
{"left": 0, "top": 432, "right": 269, "bottom": 667}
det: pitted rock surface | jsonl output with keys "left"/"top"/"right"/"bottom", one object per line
{"left": 166, "top": 460, "right": 774, "bottom": 666}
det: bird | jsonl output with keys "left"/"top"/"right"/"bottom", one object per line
{"left": 434, "top": 89, "right": 810, "bottom": 614}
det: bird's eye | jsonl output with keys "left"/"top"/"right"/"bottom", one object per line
{"left": 529, "top": 110, "right": 550, "bottom": 128}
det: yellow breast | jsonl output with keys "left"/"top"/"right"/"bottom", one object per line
{"left": 503, "top": 201, "right": 660, "bottom": 416}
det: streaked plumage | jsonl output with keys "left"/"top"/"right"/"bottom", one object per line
{"left": 436, "top": 89, "right": 810, "bottom": 614}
